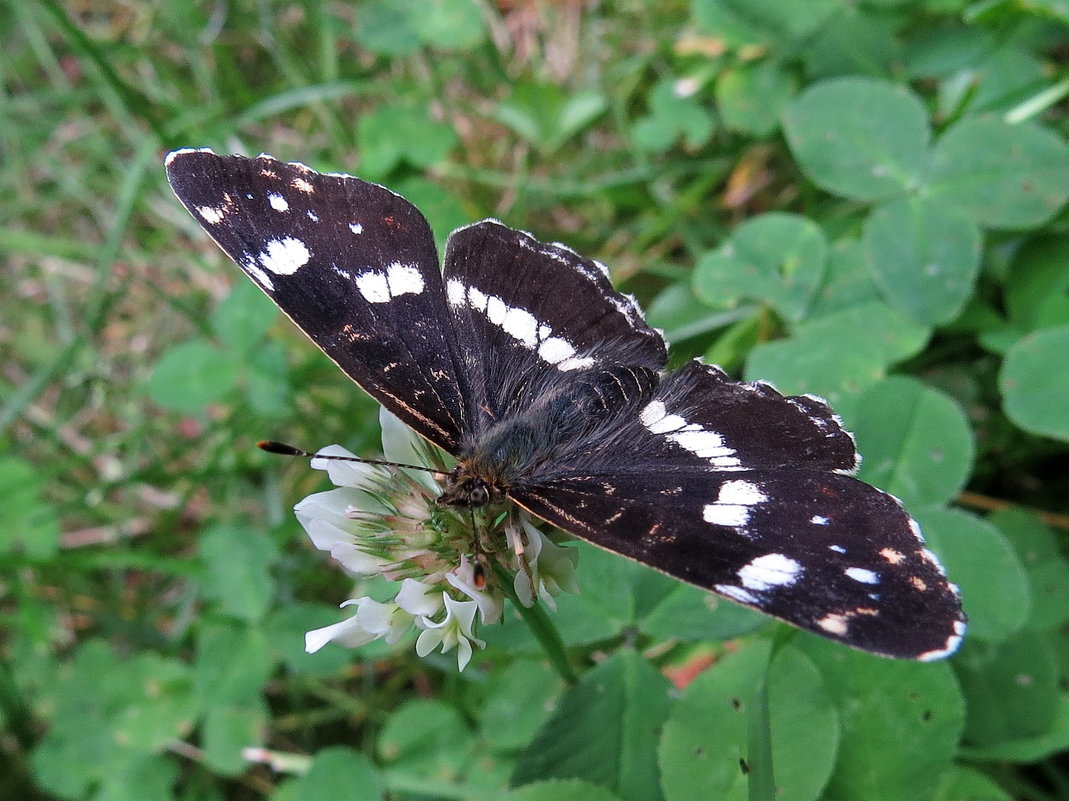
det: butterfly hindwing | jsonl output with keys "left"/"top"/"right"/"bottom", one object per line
{"left": 629, "top": 360, "right": 860, "bottom": 473}
{"left": 165, "top": 149, "right": 469, "bottom": 451}
{"left": 511, "top": 469, "right": 964, "bottom": 660}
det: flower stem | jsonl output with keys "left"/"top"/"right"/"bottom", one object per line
{"left": 492, "top": 562, "right": 577, "bottom": 685}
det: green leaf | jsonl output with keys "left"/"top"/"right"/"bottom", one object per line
{"left": 715, "top": 61, "right": 794, "bottom": 137}
{"left": 394, "top": 177, "right": 469, "bottom": 250}
{"left": 693, "top": 213, "right": 827, "bottom": 321}
{"left": 955, "top": 631, "right": 1060, "bottom": 747}
{"left": 353, "top": 0, "right": 421, "bottom": 56}
{"left": 999, "top": 325, "right": 1069, "bottom": 442}
{"left": 990, "top": 508, "right": 1069, "bottom": 631}
{"left": 660, "top": 642, "right": 839, "bottom": 801}
{"left": 411, "top": 0, "right": 486, "bottom": 50}
{"left": 1003, "top": 236, "right": 1069, "bottom": 336}
{"left": 863, "top": 196, "right": 982, "bottom": 324}
{"left": 496, "top": 83, "right": 607, "bottom": 154}
{"left": 194, "top": 621, "right": 274, "bottom": 708}
{"left": 506, "top": 779, "right": 625, "bottom": 801}
{"left": 961, "top": 693, "right": 1069, "bottom": 763}
{"left": 0, "top": 456, "right": 59, "bottom": 558}
{"left": 198, "top": 523, "right": 279, "bottom": 622}
{"left": 479, "top": 659, "right": 564, "bottom": 753}
{"left": 378, "top": 699, "right": 473, "bottom": 776}
{"left": 91, "top": 754, "right": 180, "bottom": 801}
{"left": 852, "top": 377, "right": 974, "bottom": 507}
{"left": 924, "top": 117, "right": 1069, "bottom": 229}
{"left": 745, "top": 337, "right": 879, "bottom": 422}
{"left": 804, "top": 301, "right": 930, "bottom": 366}
{"left": 640, "top": 581, "right": 767, "bottom": 643}
{"left": 646, "top": 281, "right": 743, "bottom": 344}
{"left": 632, "top": 79, "right": 715, "bottom": 152}
{"left": 146, "top": 339, "right": 241, "bottom": 413}
{"left": 291, "top": 747, "right": 386, "bottom": 801}
{"left": 693, "top": 0, "right": 841, "bottom": 48}
{"left": 245, "top": 341, "right": 293, "bottom": 419}
{"left": 931, "top": 765, "right": 1013, "bottom": 801}
{"left": 202, "top": 701, "right": 268, "bottom": 775}
{"left": 800, "top": 639, "right": 964, "bottom": 801}
{"left": 807, "top": 238, "right": 884, "bottom": 317}
{"left": 211, "top": 279, "right": 277, "bottom": 356}
{"left": 914, "top": 507, "right": 1030, "bottom": 643}
{"left": 782, "top": 78, "right": 929, "bottom": 201}
{"left": 109, "top": 654, "right": 199, "bottom": 753}
{"left": 802, "top": 7, "right": 900, "bottom": 80}
{"left": 357, "top": 106, "right": 458, "bottom": 178}
{"left": 512, "top": 651, "right": 673, "bottom": 801}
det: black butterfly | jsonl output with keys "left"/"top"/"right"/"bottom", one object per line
{"left": 165, "top": 149, "right": 965, "bottom": 660}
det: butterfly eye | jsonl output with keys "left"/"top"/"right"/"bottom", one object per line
{"left": 468, "top": 483, "right": 490, "bottom": 507}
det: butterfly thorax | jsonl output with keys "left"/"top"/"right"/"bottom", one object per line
{"left": 438, "top": 364, "right": 660, "bottom": 507}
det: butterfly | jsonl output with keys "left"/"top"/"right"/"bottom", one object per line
{"left": 165, "top": 148, "right": 966, "bottom": 660}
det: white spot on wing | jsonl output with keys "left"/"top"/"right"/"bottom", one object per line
{"left": 701, "top": 479, "right": 769, "bottom": 528}
{"left": 917, "top": 618, "right": 967, "bottom": 662}
{"left": 502, "top": 307, "right": 539, "bottom": 349}
{"left": 355, "top": 271, "right": 390, "bottom": 303}
{"left": 268, "top": 193, "right": 289, "bottom": 212}
{"left": 447, "top": 280, "right": 593, "bottom": 371}
{"left": 349, "top": 222, "right": 363, "bottom": 235}
{"left": 538, "top": 337, "right": 575, "bottom": 364}
{"left": 703, "top": 504, "right": 750, "bottom": 527}
{"left": 738, "top": 554, "right": 802, "bottom": 591}
{"left": 829, "top": 544, "right": 846, "bottom": 554}
{"left": 486, "top": 295, "right": 507, "bottom": 325}
{"left": 640, "top": 402, "right": 741, "bottom": 468}
{"left": 845, "top": 567, "right": 880, "bottom": 584}
{"left": 446, "top": 279, "right": 465, "bottom": 306}
{"left": 386, "top": 262, "right": 424, "bottom": 297}
{"left": 307, "top": 209, "right": 319, "bottom": 222}
{"left": 718, "top": 480, "right": 767, "bottom": 506}
{"left": 241, "top": 256, "right": 274, "bottom": 291}
{"left": 817, "top": 613, "right": 849, "bottom": 635}
{"left": 259, "top": 237, "right": 310, "bottom": 275}
{"left": 197, "top": 205, "right": 225, "bottom": 224}
{"left": 810, "top": 515, "right": 828, "bottom": 525}
{"left": 639, "top": 401, "right": 666, "bottom": 428}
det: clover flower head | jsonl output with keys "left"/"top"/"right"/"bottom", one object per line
{"left": 294, "top": 409, "right": 579, "bottom": 671}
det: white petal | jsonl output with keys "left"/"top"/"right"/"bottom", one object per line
{"left": 445, "top": 557, "right": 503, "bottom": 624}
{"left": 415, "top": 626, "right": 444, "bottom": 657}
{"left": 309, "top": 444, "right": 385, "bottom": 489}
{"left": 396, "top": 580, "right": 444, "bottom": 617}
{"left": 379, "top": 408, "right": 441, "bottom": 494}
{"left": 329, "top": 541, "right": 391, "bottom": 575}
{"left": 304, "top": 614, "right": 376, "bottom": 653}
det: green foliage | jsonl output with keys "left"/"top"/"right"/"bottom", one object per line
{"left": 5, "top": 0, "right": 1069, "bottom": 800}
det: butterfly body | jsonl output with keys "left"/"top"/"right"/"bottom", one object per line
{"left": 166, "top": 148, "right": 966, "bottom": 661}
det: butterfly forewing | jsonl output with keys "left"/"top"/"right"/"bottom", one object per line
{"left": 165, "top": 149, "right": 469, "bottom": 451}
{"left": 166, "top": 148, "right": 966, "bottom": 661}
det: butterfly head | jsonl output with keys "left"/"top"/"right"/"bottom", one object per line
{"left": 437, "top": 464, "right": 507, "bottom": 508}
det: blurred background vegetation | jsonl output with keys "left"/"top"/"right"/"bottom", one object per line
{"left": 5, "top": 1, "right": 1069, "bottom": 799}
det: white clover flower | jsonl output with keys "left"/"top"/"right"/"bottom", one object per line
{"left": 305, "top": 597, "right": 413, "bottom": 653}
{"left": 510, "top": 518, "right": 580, "bottom": 611}
{"left": 295, "top": 409, "right": 580, "bottom": 671}
{"left": 414, "top": 595, "right": 485, "bottom": 671}
{"left": 446, "top": 555, "right": 503, "bottom": 625}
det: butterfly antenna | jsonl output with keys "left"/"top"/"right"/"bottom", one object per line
{"left": 257, "top": 440, "right": 450, "bottom": 477}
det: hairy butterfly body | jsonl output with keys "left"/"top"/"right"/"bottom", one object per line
{"left": 166, "top": 148, "right": 966, "bottom": 660}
